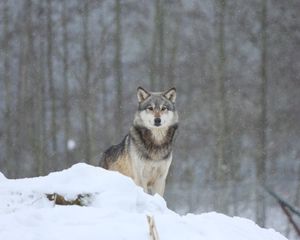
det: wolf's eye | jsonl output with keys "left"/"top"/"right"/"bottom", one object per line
{"left": 161, "top": 106, "right": 167, "bottom": 111}
{"left": 147, "top": 106, "right": 154, "bottom": 111}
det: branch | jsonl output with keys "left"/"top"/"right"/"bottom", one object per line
{"left": 264, "top": 186, "right": 300, "bottom": 237}
{"left": 279, "top": 203, "right": 300, "bottom": 236}
{"left": 264, "top": 186, "right": 300, "bottom": 217}
{"left": 147, "top": 215, "right": 160, "bottom": 240}
{"left": 46, "top": 193, "right": 91, "bottom": 206}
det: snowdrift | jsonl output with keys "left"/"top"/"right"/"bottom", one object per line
{"left": 0, "top": 163, "right": 287, "bottom": 240}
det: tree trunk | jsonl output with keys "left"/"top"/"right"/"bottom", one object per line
{"left": 114, "top": 0, "right": 123, "bottom": 136}
{"left": 37, "top": 0, "right": 47, "bottom": 176}
{"left": 150, "top": 0, "right": 165, "bottom": 90}
{"left": 15, "top": 19, "right": 26, "bottom": 177}
{"left": 26, "top": 0, "right": 40, "bottom": 176}
{"left": 295, "top": 155, "right": 300, "bottom": 208}
{"left": 99, "top": 19, "right": 109, "bottom": 147}
{"left": 2, "top": 0, "right": 13, "bottom": 177}
{"left": 214, "top": 0, "right": 229, "bottom": 214}
{"left": 256, "top": 0, "right": 268, "bottom": 227}
{"left": 38, "top": 32, "right": 47, "bottom": 176}
{"left": 47, "top": 0, "right": 57, "bottom": 156}
{"left": 158, "top": 0, "right": 165, "bottom": 89}
{"left": 150, "top": 14, "right": 157, "bottom": 90}
{"left": 81, "top": 1, "right": 92, "bottom": 163}
{"left": 62, "top": 0, "right": 71, "bottom": 166}
{"left": 25, "top": 0, "right": 37, "bottom": 176}
{"left": 167, "top": 16, "right": 181, "bottom": 87}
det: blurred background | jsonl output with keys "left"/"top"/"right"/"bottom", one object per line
{"left": 0, "top": 0, "right": 299, "bottom": 238}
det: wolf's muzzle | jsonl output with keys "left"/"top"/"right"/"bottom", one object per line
{"left": 154, "top": 118, "right": 161, "bottom": 126}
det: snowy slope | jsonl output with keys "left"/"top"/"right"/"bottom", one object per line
{"left": 0, "top": 163, "right": 287, "bottom": 240}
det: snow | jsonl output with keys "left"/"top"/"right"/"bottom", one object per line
{"left": 67, "top": 139, "right": 76, "bottom": 151}
{"left": 0, "top": 163, "right": 287, "bottom": 240}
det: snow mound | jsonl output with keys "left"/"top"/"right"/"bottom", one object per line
{"left": 0, "top": 172, "right": 6, "bottom": 181}
{"left": 0, "top": 163, "right": 287, "bottom": 240}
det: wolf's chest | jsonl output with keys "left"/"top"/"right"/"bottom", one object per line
{"left": 129, "top": 146, "right": 172, "bottom": 180}
{"left": 140, "top": 157, "right": 171, "bottom": 180}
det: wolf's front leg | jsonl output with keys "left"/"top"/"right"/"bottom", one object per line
{"left": 150, "top": 178, "right": 166, "bottom": 196}
{"left": 133, "top": 176, "right": 149, "bottom": 195}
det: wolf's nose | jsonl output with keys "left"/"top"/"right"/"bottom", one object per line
{"left": 154, "top": 118, "right": 161, "bottom": 126}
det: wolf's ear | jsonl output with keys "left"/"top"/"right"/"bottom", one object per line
{"left": 137, "top": 87, "right": 150, "bottom": 103}
{"left": 163, "top": 87, "right": 176, "bottom": 103}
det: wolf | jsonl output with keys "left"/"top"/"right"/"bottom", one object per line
{"left": 99, "top": 87, "right": 179, "bottom": 196}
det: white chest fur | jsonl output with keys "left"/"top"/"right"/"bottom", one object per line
{"left": 150, "top": 127, "right": 168, "bottom": 143}
{"left": 129, "top": 143, "right": 172, "bottom": 195}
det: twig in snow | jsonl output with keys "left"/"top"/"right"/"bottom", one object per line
{"left": 46, "top": 193, "right": 91, "bottom": 206}
{"left": 147, "top": 215, "right": 160, "bottom": 240}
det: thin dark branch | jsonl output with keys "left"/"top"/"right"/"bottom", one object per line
{"left": 264, "top": 186, "right": 300, "bottom": 236}
{"left": 264, "top": 186, "right": 300, "bottom": 217}
{"left": 279, "top": 204, "right": 300, "bottom": 236}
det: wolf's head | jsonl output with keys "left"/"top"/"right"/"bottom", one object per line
{"left": 134, "top": 87, "right": 178, "bottom": 129}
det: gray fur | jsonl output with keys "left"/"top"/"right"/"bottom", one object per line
{"left": 100, "top": 135, "right": 128, "bottom": 169}
{"left": 129, "top": 124, "right": 178, "bottom": 160}
{"left": 99, "top": 87, "right": 179, "bottom": 196}
{"left": 138, "top": 94, "right": 176, "bottom": 112}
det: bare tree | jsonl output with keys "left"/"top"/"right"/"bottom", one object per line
{"left": 150, "top": 0, "right": 165, "bottom": 90}
{"left": 157, "top": 0, "right": 165, "bottom": 88}
{"left": 149, "top": 2, "right": 157, "bottom": 90}
{"left": 167, "top": 14, "right": 181, "bottom": 87}
{"left": 81, "top": 0, "right": 92, "bottom": 163}
{"left": 97, "top": 10, "right": 109, "bottom": 148}
{"left": 255, "top": 0, "right": 268, "bottom": 227}
{"left": 214, "top": 0, "right": 230, "bottom": 214}
{"left": 295, "top": 153, "right": 300, "bottom": 207}
{"left": 37, "top": 5, "right": 47, "bottom": 176}
{"left": 24, "top": 0, "right": 46, "bottom": 176}
{"left": 2, "top": 0, "right": 13, "bottom": 177}
{"left": 46, "top": 0, "right": 58, "bottom": 156}
{"left": 114, "top": 0, "right": 123, "bottom": 135}
{"left": 62, "top": 0, "right": 71, "bottom": 166}
{"left": 25, "top": 0, "right": 37, "bottom": 175}
{"left": 14, "top": 5, "right": 27, "bottom": 177}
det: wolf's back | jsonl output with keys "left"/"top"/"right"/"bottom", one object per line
{"left": 99, "top": 135, "right": 128, "bottom": 169}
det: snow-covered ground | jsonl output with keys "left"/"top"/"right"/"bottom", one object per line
{"left": 0, "top": 163, "right": 287, "bottom": 240}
